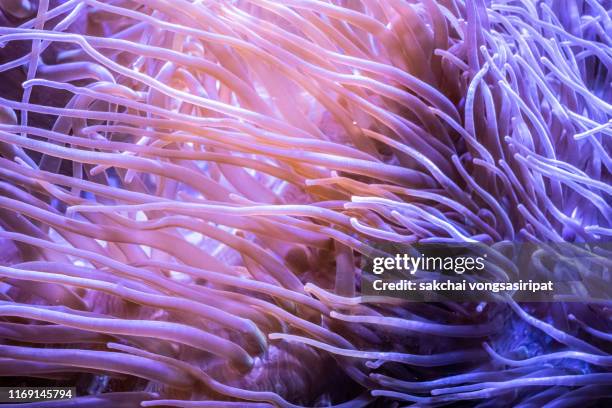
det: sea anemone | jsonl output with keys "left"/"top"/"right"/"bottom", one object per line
{"left": 0, "top": 0, "right": 610, "bottom": 407}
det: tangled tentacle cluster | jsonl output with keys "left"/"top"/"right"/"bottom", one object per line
{"left": 0, "top": 0, "right": 610, "bottom": 406}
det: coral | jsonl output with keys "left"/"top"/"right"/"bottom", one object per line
{"left": 0, "top": 0, "right": 610, "bottom": 406}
